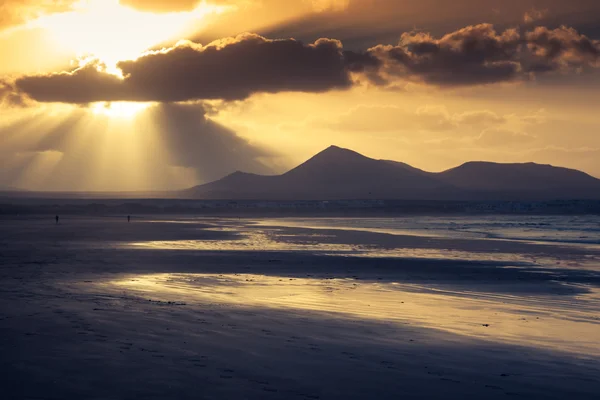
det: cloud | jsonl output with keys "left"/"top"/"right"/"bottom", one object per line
{"left": 16, "top": 34, "right": 353, "bottom": 103}
{"left": 523, "top": 8, "right": 548, "bottom": 24}
{"left": 0, "top": 0, "right": 230, "bottom": 28}
{"left": 118, "top": 0, "right": 203, "bottom": 12}
{"left": 11, "top": 24, "right": 600, "bottom": 104}
{"left": 475, "top": 128, "right": 536, "bottom": 147}
{"left": 414, "top": 106, "right": 459, "bottom": 131}
{"left": 308, "top": 0, "right": 350, "bottom": 12}
{"left": 0, "top": 79, "right": 30, "bottom": 107}
{"left": 364, "top": 24, "right": 600, "bottom": 87}
{"left": 366, "top": 24, "right": 522, "bottom": 86}
{"left": 318, "top": 104, "right": 509, "bottom": 134}
{"left": 119, "top": 0, "right": 351, "bottom": 14}
{"left": 454, "top": 110, "right": 506, "bottom": 125}
{"left": 525, "top": 26, "right": 600, "bottom": 71}
{"left": 0, "top": 0, "right": 75, "bottom": 30}
{"left": 15, "top": 61, "right": 126, "bottom": 103}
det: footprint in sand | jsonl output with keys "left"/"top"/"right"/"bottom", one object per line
{"left": 441, "top": 378, "right": 461, "bottom": 384}
{"left": 117, "top": 342, "right": 133, "bottom": 350}
{"left": 250, "top": 379, "right": 270, "bottom": 385}
{"left": 427, "top": 370, "right": 444, "bottom": 377}
{"left": 380, "top": 361, "right": 397, "bottom": 369}
{"left": 188, "top": 357, "right": 208, "bottom": 366}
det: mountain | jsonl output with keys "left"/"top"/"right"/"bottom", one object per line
{"left": 276, "top": 146, "right": 454, "bottom": 198}
{"left": 183, "top": 146, "right": 600, "bottom": 200}
{"left": 438, "top": 162, "right": 600, "bottom": 199}
{"left": 0, "top": 185, "right": 24, "bottom": 192}
{"left": 184, "top": 146, "right": 456, "bottom": 200}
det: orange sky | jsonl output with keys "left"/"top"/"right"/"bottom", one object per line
{"left": 1, "top": 0, "right": 599, "bottom": 191}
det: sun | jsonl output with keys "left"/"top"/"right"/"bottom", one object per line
{"left": 30, "top": 0, "right": 230, "bottom": 68}
{"left": 27, "top": 1, "right": 229, "bottom": 120}
{"left": 91, "top": 101, "right": 151, "bottom": 119}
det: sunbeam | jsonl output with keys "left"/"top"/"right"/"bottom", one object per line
{"left": 90, "top": 102, "right": 152, "bottom": 120}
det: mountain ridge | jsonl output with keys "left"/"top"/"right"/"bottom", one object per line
{"left": 183, "top": 145, "right": 600, "bottom": 201}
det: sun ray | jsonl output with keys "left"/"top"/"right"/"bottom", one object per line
{"left": 90, "top": 102, "right": 152, "bottom": 120}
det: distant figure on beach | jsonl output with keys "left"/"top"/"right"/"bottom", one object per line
{"left": 127, "top": 215, "right": 131, "bottom": 223}
{"left": 55, "top": 215, "right": 59, "bottom": 225}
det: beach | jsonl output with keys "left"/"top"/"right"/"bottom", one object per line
{"left": 1, "top": 215, "right": 599, "bottom": 399}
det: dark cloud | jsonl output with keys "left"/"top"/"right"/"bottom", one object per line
{"left": 525, "top": 26, "right": 600, "bottom": 71}
{"left": 16, "top": 34, "right": 352, "bottom": 103}
{"left": 255, "top": 0, "right": 600, "bottom": 51}
{"left": 15, "top": 62, "right": 125, "bottom": 103}
{"left": 363, "top": 23, "right": 600, "bottom": 87}
{"left": 12, "top": 24, "right": 600, "bottom": 103}
{"left": 366, "top": 24, "right": 522, "bottom": 86}
{"left": 118, "top": 35, "right": 351, "bottom": 101}
{"left": 0, "top": 79, "right": 29, "bottom": 107}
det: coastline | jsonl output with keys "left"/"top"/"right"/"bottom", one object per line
{"left": 2, "top": 216, "right": 599, "bottom": 399}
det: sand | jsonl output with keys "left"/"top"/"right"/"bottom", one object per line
{"left": 1, "top": 216, "right": 599, "bottom": 399}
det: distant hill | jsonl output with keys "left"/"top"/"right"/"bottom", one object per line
{"left": 0, "top": 185, "right": 24, "bottom": 192}
{"left": 437, "top": 162, "right": 600, "bottom": 199}
{"left": 183, "top": 145, "right": 600, "bottom": 201}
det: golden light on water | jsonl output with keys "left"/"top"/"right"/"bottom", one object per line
{"left": 103, "top": 272, "right": 600, "bottom": 357}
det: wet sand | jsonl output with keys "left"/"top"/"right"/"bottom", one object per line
{"left": 1, "top": 216, "right": 599, "bottom": 399}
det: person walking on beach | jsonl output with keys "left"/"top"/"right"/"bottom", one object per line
{"left": 55, "top": 215, "right": 59, "bottom": 225}
{"left": 127, "top": 215, "right": 131, "bottom": 223}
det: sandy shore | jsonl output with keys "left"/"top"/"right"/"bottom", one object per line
{"left": 1, "top": 216, "right": 599, "bottom": 399}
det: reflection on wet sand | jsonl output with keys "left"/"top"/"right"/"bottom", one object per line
{"left": 126, "top": 224, "right": 600, "bottom": 271}
{"left": 126, "top": 230, "right": 536, "bottom": 263}
{"left": 111, "top": 218, "right": 600, "bottom": 358}
{"left": 3, "top": 216, "right": 600, "bottom": 399}
{"left": 104, "top": 272, "right": 600, "bottom": 358}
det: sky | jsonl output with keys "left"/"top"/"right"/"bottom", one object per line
{"left": 1, "top": 0, "right": 599, "bottom": 191}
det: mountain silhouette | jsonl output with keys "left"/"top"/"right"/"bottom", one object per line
{"left": 0, "top": 185, "right": 24, "bottom": 192}
{"left": 183, "top": 146, "right": 600, "bottom": 200}
{"left": 438, "top": 162, "right": 600, "bottom": 192}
